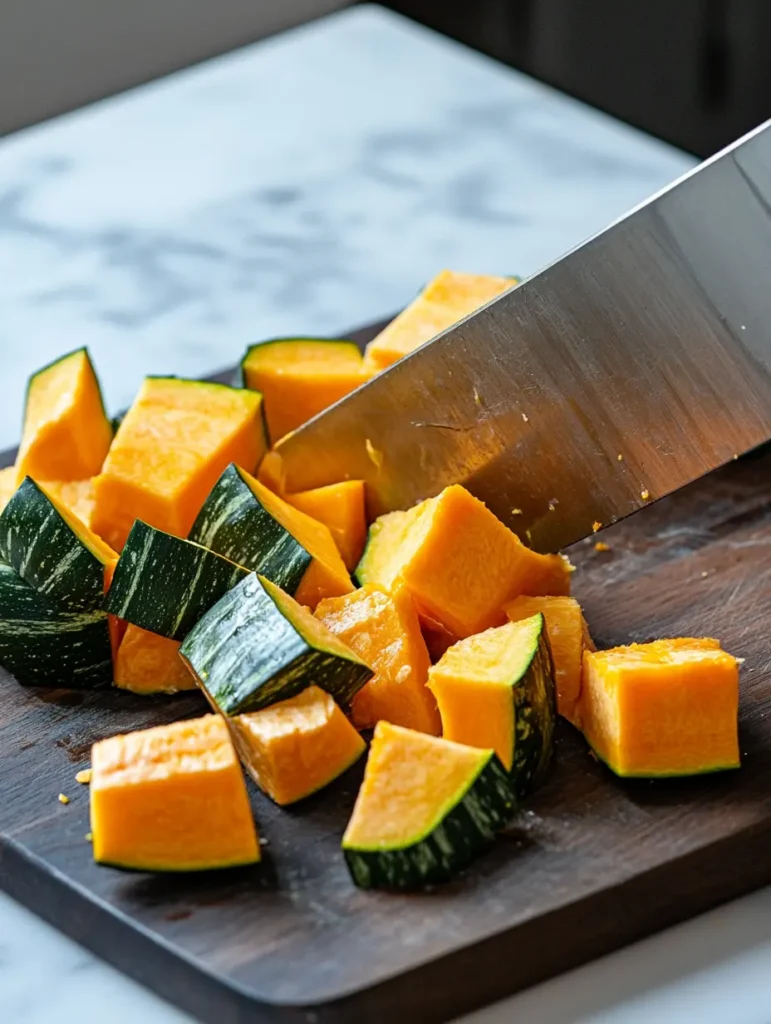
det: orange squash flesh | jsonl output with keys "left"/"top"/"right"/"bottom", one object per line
{"left": 0, "top": 467, "right": 17, "bottom": 512}
{"left": 505, "top": 595, "right": 593, "bottom": 727}
{"left": 315, "top": 584, "right": 440, "bottom": 734}
{"left": 286, "top": 480, "right": 367, "bottom": 572}
{"left": 91, "top": 378, "right": 266, "bottom": 551}
{"left": 231, "top": 686, "right": 366, "bottom": 805}
{"left": 357, "top": 485, "right": 572, "bottom": 639}
{"left": 363, "top": 271, "right": 514, "bottom": 371}
{"left": 258, "top": 450, "right": 286, "bottom": 494}
{"left": 343, "top": 721, "right": 493, "bottom": 848}
{"left": 42, "top": 478, "right": 96, "bottom": 530}
{"left": 242, "top": 340, "right": 373, "bottom": 445}
{"left": 580, "top": 638, "right": 741, "bottom": 777}
{"left": 243, "top": 472, "right": 353, "bottom": 608}
{"left": 113, "top": 624, "right": 198, "bottom": 695}
{"left": 90, "top": 715, "right": 260, "bottom": 871}
{"left": 16, "top": 349, "right": 113, "bottom": 485}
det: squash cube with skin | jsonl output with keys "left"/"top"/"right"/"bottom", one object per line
{"left": 342, "top": 721, "right": 514, "bottom": 889}
{"left": 16, "top": 348, "right": 113, "bottom": 486}
{"left": 356, "top": 484, "right": 572, "bottom": 639}
{"left": 363, "top": 271, "right": 515, "bottom": 371}
{"left": 315, "top": 583, "right": 440, "bottom": 734}
{"left": 189, "top": 464, "right": 353, "bottom": 610}
{"left": 505, "top": 595, "right": 594, "bottom": 728}
{"left": 91, "top": 377, "right": 267, "bottom": 551}
{"left": 241, "top": 338, "right": 373, "bottom": 445}
{"left": 113, "top": 624, "right": 198, "bottom": 695}
{"left": 230, "top": 686, "right": 366, "bottom": 805}
{"left": 180, "top": 574, "right": 373, "bottom": 716}
{"left": 90, "top": 715, "right": 260, "bottom": 872}
{"left": 580, "top": 638, "right": 741, "bottom": 777}
{"left": 286, "top": 479, "right": 367, "bottom": 572}
{"left": 428, "top": 615, "right": 555, "bottom": 800}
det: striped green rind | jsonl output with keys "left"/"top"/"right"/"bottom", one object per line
{"left": 104, "top": 520, "right": 249, "bottom": 641}
{"left": 189, "top": 464, "right": 310, "bottom": 594}
{"left": 239, "top": 337, "right": 359, "bottom": 388}
{"left": 0, "top": 477, "right": 107, "bottom": 611}
{"left": 0, "top": 558, "right": 112, "bottom": 688}
{"left": 343, "top": 752, "right": 514, "bottom": 889}
{"left": 511, "top": 620, "right": 556, "bottom": 802}
{"left": 180, "top": 573, "right": 372, "bottom": 715}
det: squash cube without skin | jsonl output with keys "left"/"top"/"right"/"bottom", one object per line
{"left": 580, "top": 638, "right": 741, "bottom": 777}
{"left": 90, "top": 715, "right": 260, "bottom": 871}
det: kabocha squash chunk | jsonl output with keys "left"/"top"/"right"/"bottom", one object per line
{"left": 0, "top": 558, "right": 112, "bottom": 688}
{"left": 428, "top": 615, "right": 555, "bottom": 800}
{"left": 113, "top": 625, "right": 198, "bottom": 695}
{"left": 342, "top": 722, "right": 514, "bottom": 889}
{"left": 92, "top": 377, "right": 267, "bottom": 551}
{"left": 241, "top": 338, "right": 372, "bottom": 444}
{"left": 356, "top": 485, "right": 572, "bottom": 639}
{"left": 230, "top": 686, "right": 366, "bottom": 805}
{"left": 315, "top": 584, "right": 440, "bottom": 734}
{"left": 0, "top": 478, "right": 117, "bottom": 612}
{"left": 16, "top": 349, "right": 112, "bottom": 485}
{"left": 286, "top": 480, "right": 367, "bottom": 572}
{"left": 363, "top": 271, "right": 515, "bottom": 370}
{"left": 90, "top": 715, "right": 259, "bottom": 871}
{"left": 505, "top": 595, "right": 594, "bottom": 727}
{"left": 41, "top": 478, "right": 96, "bottom": 530}
{"left": 189, "top": 464, "right": 353, "bottom": 610}
{"left": 104, "top": 520, "right": 249, "bottom": 641}
{"left": 180, "top": 574, "right": 372, "bottom": 715}
{"left": 581, "top": 638, "right": 741, "bottom": 777}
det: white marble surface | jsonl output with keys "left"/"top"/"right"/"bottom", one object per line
{"left": 0, "top": 4, "right": 767, "bottom": 1023}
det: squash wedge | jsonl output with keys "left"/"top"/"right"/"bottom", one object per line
{"left": 190, "top": 464, "right": 353, "bottom": 610}
{"left": 91, "top": 377, "right": 267, "bottom": 551}
{"left": 315, "top": 584, "right": 440, "bottom": 734}
{"left": 180, "top": 573, "right": 372, "bottom": 716}
{"left": 113, "top": 624, "right": 198, "bottom": 695}
{"left": 104, "top": 520, "right": 250, "bottom": 641}
{"left": 363, "top": 271, "right": 515, "bottom": 370}
{"left": 90, "top": 715, "right": 260, "bottom": 871}
{"left": 16, "top": 348, "right": 113, "bottom": 485}
{"left": 581, "top": 638, "right": 741, "bottom": 777}
{"left": 241, "top": 338, "right": 372, "bottom": 444}
{"left": 0, "top": 557, "right": 112, "bottom": 688}
{"left": 356, "top": 485, "right": 572, "bottom": 639}
{"left": 0, "top": 477, "right": 117, "bottom": 612}
{"left": 231, "top": 685, "right": 366, "bottom": 805}
{"left": 286, "top": 480, "right": 367, "bottom": 572}
{"left": 505, "top": 595, "right": 594, "bottom": 727}
{"left": 428, "top": 615, "right": 555, "bottom": 799}
{"left": 342, "top": 721, "right": 514, "bottom": 889}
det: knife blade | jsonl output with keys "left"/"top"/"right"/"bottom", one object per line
{"left": 275, "top": 119, "right": 771, "bottom": 553}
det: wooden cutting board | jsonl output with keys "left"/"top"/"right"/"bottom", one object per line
{"left": 0, "top": 321, "right": 769, "bottom": 1024}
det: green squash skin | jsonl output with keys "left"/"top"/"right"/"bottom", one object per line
{"left": 510, "top": 626, "right": 556, "bottom": 802}
{"left": 343, "top": 752, "right": 514, "bottom": 890}
{"left": 0, "top": 477, "right": 107, "bottom": 612}
{"left": 189, "top": 465, "right": 311, "bottom": 596}
{"left": 104, "top": 521, "right": 249, "bottom": 641}
{"left": 180, "top": 573, "right": 372, "bottom": 716}
{"left": 0, "top": 559, "right": 112, "bottom": 688}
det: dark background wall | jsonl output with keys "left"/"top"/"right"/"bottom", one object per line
{"left": 383, "top": 0, "right": 771, "bottom": 157}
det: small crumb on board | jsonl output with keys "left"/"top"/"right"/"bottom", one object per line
{"left": 594, "top": 541, "right": 611, "bottom": 553}
{"left": 58, "top": 793, "right": 70, "bottom": 805}
{"left": 592, "top": 521, "right": 602, "bottom": 533}
{"left": 76, "top": 768, "right": 92, "bottom": 785}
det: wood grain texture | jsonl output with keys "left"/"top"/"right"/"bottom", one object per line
{"left": 0, "top": 320, "right": 769, "bottom": 1024}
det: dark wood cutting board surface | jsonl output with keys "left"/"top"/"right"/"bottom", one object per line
{"left": 0, "top": 320, "right": 769, "bottom": 1024}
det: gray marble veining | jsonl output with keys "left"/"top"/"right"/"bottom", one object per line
{"left": 0, "top": 4, "right": 692, "bottom": 451}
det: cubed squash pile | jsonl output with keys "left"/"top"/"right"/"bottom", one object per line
{"left": 0, "top": 270, "right": 744, "bottom": 891}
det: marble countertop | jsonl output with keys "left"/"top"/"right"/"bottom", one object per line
{"left": 0, "top": 4, "right": 767, "bottom": 1022}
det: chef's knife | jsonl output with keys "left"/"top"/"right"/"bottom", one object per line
{"left": 274, "top": 120, "right": 771, "bottom": 553}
